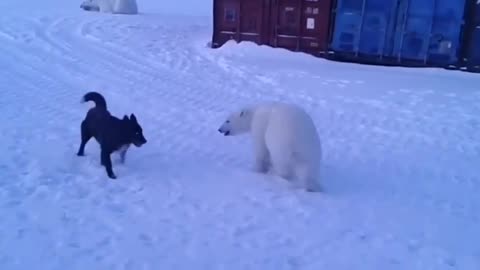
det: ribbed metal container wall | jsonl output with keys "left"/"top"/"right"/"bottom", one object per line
{"left": 330, "top": 0, "right": 466, "bottom": 67}
{"left": 269, "top": 0, "right": 334, "bottom": 54}
{"left": 211, "top": 0, "right": 270, "bottom": 48}
{"left": 212, "top": 0, "right": 334, "bottom": 56}
{"left": 330, "top": 0, "right": 398, "bottom": 57}
{"left": 390, "top": 0, "right": 466, "bottom": 65}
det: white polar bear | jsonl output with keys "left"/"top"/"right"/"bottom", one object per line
{"left": 218, "top": 102, "right": 322, "bottom": 192}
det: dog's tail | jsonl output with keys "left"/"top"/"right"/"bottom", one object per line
{"left": 82, "top": 92, "right": 107, "bottom": 109}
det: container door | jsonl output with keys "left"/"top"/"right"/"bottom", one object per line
{"left": 331, "top": 0, "right": 397, "bottom": 57}
{"left": 212, "top": 0, "right": 241, "bottom": 47}
{"left": 238, "top": 0, "right": 267, "bottom": 44}
{"left": 270, "top": 0, "right": 302, "bottom": 50}
{"left": 268, "top": 0, "right": 333, "bottom": 54}
{"left": 392, "top": 0, "right": 465, "bottom": 65}
{"left": 391, "top": 0, "right": 435, "bottom": 62}
{"left": 212, "top": 0, "right": 269, "bottom": 48}
{"left": 299, "top": 0, "right": 333, "bottom": 53}
{"left": 426, "top": 0, "right": 466, "bottom": 65}
{"left": 330, "top": 0, "right": 364, "bottom": 53}
{"left": 357, "top": 0, "right": 397, "bottom": 57}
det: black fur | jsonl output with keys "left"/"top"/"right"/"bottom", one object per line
{"left": 77, "top": 91, "right": 147, "bottom": 179}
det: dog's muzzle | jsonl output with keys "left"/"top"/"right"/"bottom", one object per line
{"left": 133, "top": 138, "right": 147, "bottom": 147}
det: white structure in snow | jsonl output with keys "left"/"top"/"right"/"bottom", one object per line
{"left": 81, "top": 0, "right": 138, "bottom": 14}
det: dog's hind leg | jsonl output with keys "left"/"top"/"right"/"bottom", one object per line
{"left": 77, "top": 120, "right": 92, "bottom": 156}
{"left": 101, "top": 149, "right": 116, "bottom": 179}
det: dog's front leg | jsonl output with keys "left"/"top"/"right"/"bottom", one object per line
{"left": 101, "top": 149, "right": 116, "bottom": 179}
{"left": 119, "top": 145, "right": 129, "bottom": 164}
{"left": 119, "top": 150, "right": 127, "bottom": 164}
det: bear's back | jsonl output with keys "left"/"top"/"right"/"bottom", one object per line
{"left": 268, "top": 103, "right": 321, "bottom": 160}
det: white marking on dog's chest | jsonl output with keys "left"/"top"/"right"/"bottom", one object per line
{"left": 116, "top": 144, "right": 130, "bottom": 153}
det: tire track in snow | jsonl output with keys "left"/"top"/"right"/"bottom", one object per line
{"left": 6, "top": 13, "right": 480, "bottom": 213}
{"left": 107, "top": 22, "right": 194, "bottom": 73}
{"left": 0, "top": 14, "right": 254, "bottom": 198}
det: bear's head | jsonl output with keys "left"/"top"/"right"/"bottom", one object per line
{"left": 218, "top": 108, "right": 253, "bottom": 136}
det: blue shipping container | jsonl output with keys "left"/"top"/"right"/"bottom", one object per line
{"left": 330, "top": 0, "right": 398, "bottom": 56}
{"left": 330, "top": 0, "right": 466, "bottom": 66}
{"left": 391, "top": 0, "right": 466, "bottom": 64}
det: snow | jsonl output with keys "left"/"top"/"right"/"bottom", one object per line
{"left": 0, "top": 0, "right": 479, "bottom": 269}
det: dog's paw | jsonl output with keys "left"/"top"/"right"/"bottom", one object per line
{"left": 108, "top": 173, "right": 117, "bottom": 179}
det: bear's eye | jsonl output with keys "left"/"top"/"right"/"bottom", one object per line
{"left": 226, "top": 120, "right": 230, "bottom": 124}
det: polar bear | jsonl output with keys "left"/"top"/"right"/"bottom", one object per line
{"left": 218, "top": 102, "right": 322, "bottom": 192}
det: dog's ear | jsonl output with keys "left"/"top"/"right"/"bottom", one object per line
{"left": 123, "top": 115, "right": 129, "bottom": 121}
{"left": 130, "top": 114, "right": 137, "bottom": 122}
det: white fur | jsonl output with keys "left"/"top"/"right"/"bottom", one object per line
{"left": 113, "top": 0, "right": 138, "bottom": 14}
{"left": 96, "top": 0, "right": 114, "bottom": 13}
{"left": 116, "top": 144, "right": 130, "bottom": 153}
{"left": 219, "top": 102, "right": 322, "bottom": 192}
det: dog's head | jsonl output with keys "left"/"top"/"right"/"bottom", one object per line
{"left": 123, "top": 114, "right": 147, "bottom": 147}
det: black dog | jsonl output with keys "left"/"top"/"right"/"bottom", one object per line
{"left": 77, "top": 92, "right": 147, "bottom": 179}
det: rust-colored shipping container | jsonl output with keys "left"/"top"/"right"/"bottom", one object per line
{"left": 270, "top": 0, "right": 334, "bottom": 54}
{"left": 211, "top": 0, "right": 270, "bottom": 48}
{"left": 211, "top": 0, "right": 334, "bottom": 56}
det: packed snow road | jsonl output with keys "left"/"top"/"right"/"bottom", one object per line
{"left": 0, "top": 4, "right": 479, "bottom": 270}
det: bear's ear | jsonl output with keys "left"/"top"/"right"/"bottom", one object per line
{"left": 240, "top": 110, "right": 245, "bottom": 117}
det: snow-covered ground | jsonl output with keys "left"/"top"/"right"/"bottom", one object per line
{"left": 1, "top": 1, "right": 479, "bottom": 269}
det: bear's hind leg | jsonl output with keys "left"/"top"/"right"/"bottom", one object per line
{"left": 295, "top": 163, "right": 321, "bottom": 192}
{"left": 269, "top": 152, "right": 294, "bottom": 181}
